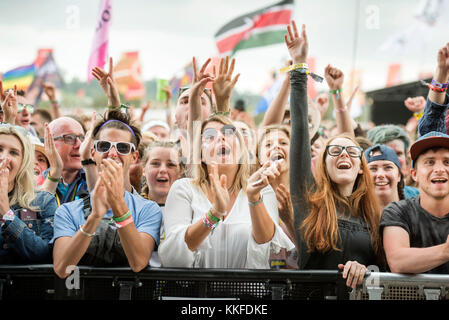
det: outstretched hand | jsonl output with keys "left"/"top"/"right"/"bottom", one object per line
{"left": 436, "top": 42, "right": 449, "bottom": 76}
{"left": 213, "top": 56, "right": 240, "bottom": 111}
{"left": 0, "top": 158, "right": 11, "bottom": 214}
{"left": 1, "top": 86, "right": 18, "bottom": 124}
{"left": 284, "top": 20, "right": 308, "bottom": 64}
{"left": 91, "top": 57, "right": 121, "bottom": 107}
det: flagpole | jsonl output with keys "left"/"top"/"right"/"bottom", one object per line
{"left": 350, "top": 0, "right": 361, "bottom": 93}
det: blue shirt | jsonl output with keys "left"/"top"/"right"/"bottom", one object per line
{"left": 51, "top": 191, "right": 162, "bottom": 246}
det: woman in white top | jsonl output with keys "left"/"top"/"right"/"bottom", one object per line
{"left": 158, "top": 114, "right": 295, "bottom": 268}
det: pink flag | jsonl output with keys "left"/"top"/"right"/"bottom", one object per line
{"left": 87, "top": 0, "right": 112, "bottom": 82}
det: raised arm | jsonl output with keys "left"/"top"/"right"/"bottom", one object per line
{"left": 418, "top": 43, "right": 449, "bottom": 135}
{"left": 324, "top": 65, "right": 356, "bottom": 137}
{"left": 188, "top": 57, "right": 214, "bottom": 168}
{"left": 91, "top": 57, "right": 121, "bottom": 108}
{"left": 260, "top": 63, "right": 291, "bottom": 127}
{"left": 1, "top": 85, "right": 18, "bottom": 125}
{"left": 41, "top": 123, "right": 63, "bottom": 194}
{"left": 79, "top": 112, "right": 98, "bottom": 192}
{"left": 41, "top": 80, "right": 61, "bottom": 119}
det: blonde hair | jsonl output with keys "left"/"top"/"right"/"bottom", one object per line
{"left": 193, "top": 115, "right": 250, "bottom": 196}
{"left": 0, "top": 125, "right": 37, "bottom": 210}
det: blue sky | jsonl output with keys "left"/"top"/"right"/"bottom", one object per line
{"left": 1, "top": 0, "right": 448, "bottom": 94}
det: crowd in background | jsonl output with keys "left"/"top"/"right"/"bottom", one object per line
{"left": 1, "top": 20, "right": 449, "bottom": 289}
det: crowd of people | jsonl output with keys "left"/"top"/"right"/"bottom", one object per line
{"left": 0, "top": 20, "right": 448, "bottom": 289}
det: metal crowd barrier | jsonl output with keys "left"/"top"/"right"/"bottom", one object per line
{"left": 0, "top": 265, "right": 447, "bottom": 300}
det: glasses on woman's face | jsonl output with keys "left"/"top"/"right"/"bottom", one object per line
{"left": 326, "top": 145, "right": 362, "bottom": 158}
{"left": 53, "top": 134, "right": 85, "bottom": 145}
{"left": 202, "top": 125, "right": 236, "bottom": 143}
{"left": 18, "top": 104, "right": 34, "bottom": 114}
{"left": 94, "top": 140, "right": 136, "bottom": 155}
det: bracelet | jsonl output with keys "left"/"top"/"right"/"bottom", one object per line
{"left": 47, "top": 174, "right": 60, "bottom": 183}
{"left": 280, "top": 62, "right": 309, "bottom": 73}
{"left": 212, "top": 110, "right": 230, "bottom": 116}
{"left": 335, "top": 106, "right": 348, "bottom": 113}
{"left": 2, "top": 209, "right": 15, "bottom": 221}
{"left": 202, "top": 216, "right": 217, "bottom": 230}
{"left": 114, "top": 216, "right": 134, "bottom": 229}
{"left": 81, "top": 159, "right": 96, "bottom": 166}
{"left": 113, "top": 210, "right": 131, "bottom": 223}
{"left": 248, "top": 196, "right": 263, "bottom": 207}
{"left": 207, "top": 209, "right": 221, "bottom": 224}
{"left": 329, "top": 88, "right": 343, "bottom": 100}
{"left": 431, "top": 79, "right": 449, "bottom": 89}
{"left": 413, "top": 111, "right": 424, "bottom": 120}
{"left": 420, "top": 80, "right": 448, "bottom": 93}
{"left": 79, "top": 224, "right": 95, "bottom": 237}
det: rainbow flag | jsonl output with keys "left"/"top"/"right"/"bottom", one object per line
{"left": 2, "top": 64, "right": 36, "bottom": 90}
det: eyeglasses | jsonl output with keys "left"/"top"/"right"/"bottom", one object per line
{"left": 326, "top": 145, "right": 363, "bottom": 158}
{"left": 202, "top": 125, "right": 237, "bottom": 143}
{"left": 0, "top": 122, "right": 28, "bottom": 137}
{"left": 18, "top": 104, "right": 34, "bottom": 114}
{"left": 53, "top": 134, "right": 85, "bottom": 145}
{"left": 94, "top": 140, "right": 136, "bottom": 155}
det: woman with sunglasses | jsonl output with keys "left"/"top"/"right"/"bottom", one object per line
{"left": 285, "top": 21, "right": 383, "bottom": 290}
{"left": 0, "top": 123, "right": 57, "bottom": 263}
{"left": 159, "top": 66, "right": 294, "bottom": 268}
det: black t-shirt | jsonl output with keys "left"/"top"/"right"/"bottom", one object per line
{"left": 380, "top": 196, "right": 449, "bottom": 274}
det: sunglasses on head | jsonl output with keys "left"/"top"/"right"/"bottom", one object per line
{"left": 94, "top": 140, "right": 136, "bottom": 155}
{"left": 202, "top": 124, "right": 237, "bottom": 142}
{"left": 54, "top": 134, "right": 85, "bottom": 145}
{"left": 18, "top": 103, "right": 34, "bottom": 114}
{"left": 326, "top": 145, "right": 363, "bottom": 158}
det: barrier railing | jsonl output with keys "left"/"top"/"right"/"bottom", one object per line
{"left": 0, "top": 265, "right": 447, "bottom": 300}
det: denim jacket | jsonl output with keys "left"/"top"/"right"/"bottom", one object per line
{"left": 418, "top": 95, "right": 449, "bottom": 136}
{"left": 0, "top": 191, "right": 57, "bottom": 264}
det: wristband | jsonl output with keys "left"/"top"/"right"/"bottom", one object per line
{"left": 50, "top": 100, "right": 58, "bottom": 105}
{"left": 248, "top": 196, "right": 263, "bottom": 207}
{"left": 113, "top": 210, "right": 131, "bottom": 223}
{"left": 202, "top": 216, "right": 217, "bottom": 230}
{"left": 335, "top": 106, "right": 348, "bottom": 113}
{"left": 280, "top": 62, "right": 309, "bottom": 73}
{"left": 329, "top": 88, "right": 343, "bottom": 100}
{"left": 79, "top": 224, "right": 95, "bottom": 237}
{"left": 2, "top": 209, "right": 15, "bottom": 221}
{"left": 414, "top": 111, "right": 424, "bottom": 120}
{"left": 81, "top": 159, "right": 96, "bottom": 166}
{"left": 212, "top": 110, "right": 230, "bottom": 116}
{"left": 431, "top": 79, "right": 449, "bottom": 89}
{"left": 207, "top": 209, "right": 221, "bottom": 224}
{"left": 47, "top": 174, "right": 60, "bottom": 183}
{"left": 114, "top": 216, "right": 134, "bottom": 229}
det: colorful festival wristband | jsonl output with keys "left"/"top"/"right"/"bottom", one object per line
{"left": 113, "top": 210, "right": 131, "bottom": 223}
{"left": 115, "top": 216, "right": 134, "bottom": 229}
{"left": 329, "top": 88, "right": 343, "bottom": 100}
{"left": 47, "top": 174, "right": 60, "bottom": 183}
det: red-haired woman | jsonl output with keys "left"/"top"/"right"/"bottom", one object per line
{"left": 285, "top": 20, "right": 384, "bottom": 289}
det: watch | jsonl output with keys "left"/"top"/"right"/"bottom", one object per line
{"left": 81, "top": 159, "right": 96, "bottom": 166}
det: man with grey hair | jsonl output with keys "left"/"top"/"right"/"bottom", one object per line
{"left": 43, "top": 116, "right": 89, "bottom": 206}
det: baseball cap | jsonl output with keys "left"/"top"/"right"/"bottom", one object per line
{"left": 364, "top": 144, "right": 401, "bottom": 170}
{"left": 410, "top": 131, "right": 449, "bottom": 166}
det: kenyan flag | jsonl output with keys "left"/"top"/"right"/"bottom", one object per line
{"left": 214, "top": 0, "right": 294, "bottom": 56}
